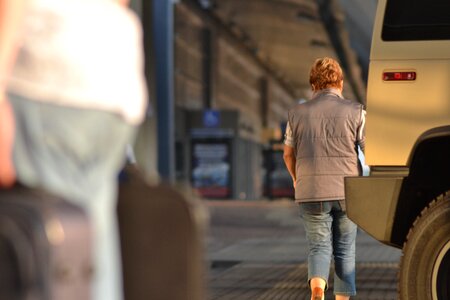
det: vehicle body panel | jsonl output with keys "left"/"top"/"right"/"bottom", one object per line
{"left": 365, "top": 0, "right": 450, "bottom": 166}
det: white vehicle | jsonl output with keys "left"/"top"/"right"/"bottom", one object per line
{"left": 345, "top": 0, "right": 450, "bottom": 299}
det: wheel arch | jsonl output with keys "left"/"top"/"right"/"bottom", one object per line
{"left": 391, "top": 126, "right": 450, "bottom": 246}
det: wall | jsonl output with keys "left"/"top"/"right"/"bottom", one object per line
{"left": 174, "top": 2, "right": 297, "bottom": 197}
{"left": 174, "top": 2, "right": 296, "bottom": 143}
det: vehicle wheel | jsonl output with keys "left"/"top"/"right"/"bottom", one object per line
{"left": 399, "top": 191, "right": 450, "bottom": 300}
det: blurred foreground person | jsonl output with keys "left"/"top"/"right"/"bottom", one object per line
{"left": 0, "top": 0, "right": 147, "bottom": 299}
{"left": 283, "top": 57, "right": 365, "bottom": 300}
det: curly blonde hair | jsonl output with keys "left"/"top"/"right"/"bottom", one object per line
{"left": 309, "top": 57, "right": 343, "bottom": 91}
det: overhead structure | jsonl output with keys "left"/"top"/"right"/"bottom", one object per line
{"left": 205, "top": 0, "right": 366, "bottom": 103}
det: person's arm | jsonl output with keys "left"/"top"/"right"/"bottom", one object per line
{"left": 0, "top": 0, "right": 25, "bottom": 186}
{"left": 0, "top": 100, "right": 15, "bottom": 186}
{"left": 356, "top": 108, "right": 366, "bottom": 153}
{"left": 283, "top": 144, "right": 296, "bottom": 188}
{"left": 283, "top": 120, "right": 297, "bottom": 187}
{"left": 0, "top": 0, "right": 26, "bottom": 98}
{"left": 115, "top": 0, "right": 130, "bottom": 6}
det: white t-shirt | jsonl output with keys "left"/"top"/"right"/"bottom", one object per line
{"left": 7, "top": 0, "right": 147, "bottom": 125}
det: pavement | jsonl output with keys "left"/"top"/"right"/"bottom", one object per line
{"left": 205, "top": 199, "right": 402, "bottom": 300}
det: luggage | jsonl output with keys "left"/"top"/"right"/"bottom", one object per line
{"left": 117, "top": 164, "right": 207, "bottom": 300}
{"left": 0, "top": 185, "right": 93, "bottom": 300}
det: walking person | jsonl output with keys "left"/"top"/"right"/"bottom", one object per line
{"left": 0, "top": 0, "right": 147, "bottom": 299}
{"left": 283, "top": 57, "right": 365, "bottom": 300}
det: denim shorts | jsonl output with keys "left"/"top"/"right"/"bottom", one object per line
{"left": 299, "top": 201, "right": 357, "bottom": 296}
{"left": 9, "top": 92, "right": 136, "bottom": 300}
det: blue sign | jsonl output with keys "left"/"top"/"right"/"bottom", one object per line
{"left": 203, "top": 110, "right": 220, "bottom": 128}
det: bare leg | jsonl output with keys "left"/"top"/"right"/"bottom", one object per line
{"left": 310, "top": 277, "right": 326, "bottom": 300}
{"left": 335, "top": 295, "right": 350, "bottom": 300}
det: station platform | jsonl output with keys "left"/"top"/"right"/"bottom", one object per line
{"left": 205, "top": 199, "right": 401, "bottom": 299}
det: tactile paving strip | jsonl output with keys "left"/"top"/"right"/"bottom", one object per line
{"left": 208, "top": 262, "right": 398, "bottom": 300}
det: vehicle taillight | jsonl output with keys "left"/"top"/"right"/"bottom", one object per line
{"left": 383, "top": 71, "right": 416, "bottom": 81}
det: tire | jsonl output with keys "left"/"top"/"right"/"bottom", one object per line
{"left": 399, "top": 192, "right": 450, "bottom": 300}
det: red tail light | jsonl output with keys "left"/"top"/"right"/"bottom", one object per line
{"left": 383, "top": 71, "right": 416, "bottom": 81}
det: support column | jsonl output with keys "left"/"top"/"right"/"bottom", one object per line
{"left": 153, "top": 0, "right": 175, "bottom": 182}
